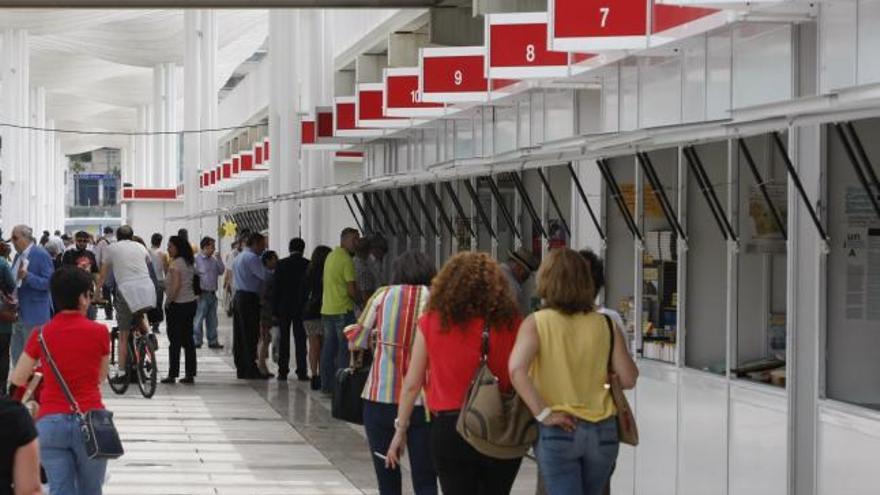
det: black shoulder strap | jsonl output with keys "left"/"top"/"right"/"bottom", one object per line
{"left": 480, "top": 327, "right": 490, "bottom": 364}
{"left": 38, "top": 328, "right": 84, "bottom": 417}
{"left": 602, "top": 313, "right": 615, "bottom": 372}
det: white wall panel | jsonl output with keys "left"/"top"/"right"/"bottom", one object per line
{"left": 635, "top": 363, "right": 678, "bottom": 495}
{"left": 679, "top": 371, "right": 727, "bottom": 495}
{"left": 706, "top": 30, "right": 731, "bottom": 121}
{"left": 621, "top": 63, "right": 640, "bottom": 132}
{"left": 819, "top": 1, "right": 857, "bottom": 92}
{"left": 601, "top": 68, "right": 620, "bottom": 133}
{"left": 639, "top": 56, "right": 682, "bottom": 129}
{"left": 818, "top": 404, "right": 880, "bottom": 495}
{"left": 732, "top": 24, "right": 792, "bottom": 109}
{"left": 682, "top": 38, "right": 707, "bottom": 124}
{"left": 856, "top": 0, "right": 880, "bottom": 84}
{"left": 544, "top": 90, "right": 576, "bottom": 142}
{"left": 729, "top": 384, "right": 787, "bottom": 495}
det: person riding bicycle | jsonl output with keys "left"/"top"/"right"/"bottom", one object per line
{"left": 96, "top": 225, "right": 156, "bottom": 385}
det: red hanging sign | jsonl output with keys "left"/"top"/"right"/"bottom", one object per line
{"left": 420, "top": 46, "right": 490, "bottom": 103}
{"left": 301, "top": 120, "right": 316, "bottom": 145}
{"left": 549, "top": 0, "right": 650, "bottom": 51}
{"left": 334, "top": 97, "right": 385, "bottom": 138}
{"left": 356, "top": 84, "right": 410, "bottom": 128}
{"left": 486, "top": 12, "right": 571, "bottom": 79}
{"left": 384, "top": 67, "right": 445, "bottom": 118}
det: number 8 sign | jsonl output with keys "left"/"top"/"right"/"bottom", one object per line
{"left": 486, "top": 13, "right": 571, "bottom": 80}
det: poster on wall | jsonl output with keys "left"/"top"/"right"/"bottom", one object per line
{"left": 843, "top": 186, "right": 880, "bottom": 322}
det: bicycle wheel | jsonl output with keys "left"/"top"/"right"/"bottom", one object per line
{"left": 136, "top": 336, "right": 158, "bottom": 399}
{"left": 107, "top": 328, "right": 130, "bottom": 395}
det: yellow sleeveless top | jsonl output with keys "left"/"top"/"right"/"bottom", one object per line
{"left": 530, "top": 309, "right": 616, "bottom": 422}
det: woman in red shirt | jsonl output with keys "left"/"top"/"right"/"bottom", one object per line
{"left": 386, "top": 252, "right": 523, "bottom": 495}
{"left": 11, "top": 266, "right": 111, "bottom": 495}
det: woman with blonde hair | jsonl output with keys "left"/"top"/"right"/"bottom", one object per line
{"left": 508, "top": 248, "right": 638, "bottom": 495}
{"left": 387, "top": 252, "right": 523, "bottom": 495}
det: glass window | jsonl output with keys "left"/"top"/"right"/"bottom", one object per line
{"left": 544, "top": 90, "right": 575, "bottom": 142}
{"left": 475, "top": 179, "right": 494, "bottom": 253}
{"left": 455, "top": 118, "right": 475, "bottom": 160}
{"left": 638, "top": 148, "right": 680, "bottom": 364}
{"left": 826, "top": 119, "right": 880, "bottom": 408}
{"left": 546, "top": 166, "right": 572, "bottom": 250}
{"left": 734, "top": 133, "right": 788, "bottom": 387}
{"left": 495, "top": 104, "right": 518, "bottom": 154}
{"left": 494, "top": 174, "right": 518, "bottom": 262}
{"left": 684, "top": 141, "right": 729, "bottom": 374}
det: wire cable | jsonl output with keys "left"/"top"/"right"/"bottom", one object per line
{"left": 0, "top": 121, "right": 268, "bottom": 136}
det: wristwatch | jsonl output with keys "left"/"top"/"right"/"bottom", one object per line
{"left": 535, "top": 407, "right": 552, "bottom": 423}
{"left": 394, "top": 418, "right": 408, "bottom": 430}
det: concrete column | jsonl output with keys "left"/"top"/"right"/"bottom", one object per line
{"left": 153, "top": 63, "right": 178, "bottom": 188}
{"left": 184, "top": 10, "right": 202, "bottom": 235}
{"left": 136, "top": 104, "right": 154, "bottom": 187}
{"left": 30, "top": 86, "right": 46, "bottom": 230}
{"left": 199, "top": 10, "right": 219, "bottom": 238}
{"left": 45, "top": 118, "right": 56, "bottom": 232}
{"left": 1, "top": 29, "right": 29, "bottom": 233}
{"left": 269, "top": 10, "right": 302, "bottom": 253}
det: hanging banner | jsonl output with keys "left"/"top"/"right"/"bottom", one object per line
{"left": 356, "top": 83, "right": 410, "bottom": 128}
{"left": 549, "top": 0, "right": 727, "bottom": 52}
{"left": 485, "top": 12, "right": 571, "bottom": 79}
{"left": 383, "top": 67, "right": 446, "bottom": 118}
{"left": 334, "top": 97, "right": 385, "bottom": 138}
{"left": 419, "top": 46, "right": 491, "bottom": 103}
{"left": 549, "top": 0, "right": 650, "bottom": 51}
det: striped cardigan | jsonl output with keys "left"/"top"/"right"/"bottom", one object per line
{"left": 344, "top": 284, "right": 429, "bottom": 404}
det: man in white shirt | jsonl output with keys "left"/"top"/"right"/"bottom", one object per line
{"left": 147, "top": 233, "right": 168, "bottom": 333}
{"left": 96, "top": 225, "right": 156, "bottom": 382}
{"left": 94, "top": 226, "right": 116, "bottom": 319}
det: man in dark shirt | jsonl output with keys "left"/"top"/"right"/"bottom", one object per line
{"left": 272, "top": 237, "right": 310, "bottom": 381}
{"left": 61, "top": 231, "right": 99, "bottom": 319}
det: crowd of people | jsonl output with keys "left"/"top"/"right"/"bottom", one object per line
{"left": 0, "top": 221, "right": 639, "bottom": 495}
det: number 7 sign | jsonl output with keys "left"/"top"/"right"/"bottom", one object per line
{"left": 549, "top": 0, "right": 650, "bottom": 51}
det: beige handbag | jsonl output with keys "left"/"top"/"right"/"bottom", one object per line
{"left": 602, "top": 314, "right": 639, "bottom": 446}
{"left": 456, "top": 328, "right": 538, "bottom": 460}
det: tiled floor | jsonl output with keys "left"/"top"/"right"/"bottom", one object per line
{"left": 100, "top": 315, "right": 538, "bottom": 494}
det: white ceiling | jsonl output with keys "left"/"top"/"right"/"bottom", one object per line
{"left": 0, "top": 9, "right": 269, "bottom": 155}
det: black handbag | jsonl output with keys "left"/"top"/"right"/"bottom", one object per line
{"left": 39, "top": 329, "right": 124, "bottom": 460}
{"left": 331, "top": 349, "right": 371, "bottom": 425}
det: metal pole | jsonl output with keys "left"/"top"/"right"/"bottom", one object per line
{"left": 373, "top": 192, "right": 398, "bottom": 236}
{"left": 843, "top": 123, "right": 880, "bottom": 220}
{"left": 443, "top": 182, "right": 476, "bottom": 238}
{"left": 463, "top": 179, "right": 497, "bottom": 240}
{"left": 398, "top": 189, "right": 425, "bottom": 238}
{"left": 685, "top": 146, "right": 737, "bottom": 241}
{"left": 567, "top": 162, "right": 605, "bottom": 241}
{"left": 597, "top": 159, "right": 642, "bottom": 241}
{"left": 510, "top": 172, "right": 547, "bottom": 239}
{"left": 636, "top": 152, "right": 687, "bottom": 242}
{"left": 833, "top": 124, "right": 880, "bottom": 222}
{"left": 426, "top": 184, "right": 454, "bottom": 236}
{"left": 485, "top": 176, "right": 520, "bottom": 240}
{"left": 351, "top": 193, "right": 370, "bottom": 234}
{"left": 736, "top": 138, "right": 788, "bottom": 241}
{"left": 343, "top": 195, "right": 364, "bottom": 233}
{"left": 771, "top": 132, "right": 829, "bottom": 242}
{"left": 411, "top": 187, "right": 439, "bottom": 238}
{"left": 384, "top": 190, "right": 410, "bottom": 237}
{"left": 536, "top": 167, "right": 571, "bottom": 237}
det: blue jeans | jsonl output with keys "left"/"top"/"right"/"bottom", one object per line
{"left": 37, "top": 413, "right": 108, "bottom": 495}
{"left": 363, "top": 401, "right": 437, "bottom": 495}
{"left": 535, "top": 417, "right": 619, "bottom": 495}
{"left": 10, "top": 322, "right": 39, "bottom": 366}
{"left": 320, "top": 312, "right": 354, "bottom": 394}
{"left": 193, "top": 292, "right": 219, "bottom": 346}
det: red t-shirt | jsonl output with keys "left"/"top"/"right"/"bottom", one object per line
{"left": 419, "top": 311, "right": 521, "bottom": 412}
{"left": 24, "top": 312, "right": 110, "bottom": 419}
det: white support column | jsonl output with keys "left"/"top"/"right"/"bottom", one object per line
{"left": 184, "top": 10, "right": 202, "bottom": 235}
{"left": 199, "top": 10, "right": 219, "bottom": 238}
{"left": 135, "top": 105, "right": 150, "bottom": 187}
{"left": 45, "top": 118, "right": 56, "bottom": 232}
{"left": 269, "top": 10, "right": 302, "bottom": 253}
{"left": 1, "top": 29, "right": 30, "bottom": 233}
{"left": 30, "top": 86, "right": 46, "bottom": 230}
{"left": 153, "top": 63, "right": 178, "bottom": 188}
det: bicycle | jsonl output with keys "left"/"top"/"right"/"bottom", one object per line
{"left": 108, "top": 326, "right": 158, "bottom": 398}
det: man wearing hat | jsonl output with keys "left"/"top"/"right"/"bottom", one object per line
{"left": 501, "top": 247, "right": 539, "bottom": 314}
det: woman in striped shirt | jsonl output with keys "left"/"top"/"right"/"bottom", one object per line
{"left": 344, "top": 251, "right": 438, "bottom": 495}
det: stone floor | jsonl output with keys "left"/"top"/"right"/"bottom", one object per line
{"left": 99, "top": 314, "right": 538, "bottom": 494}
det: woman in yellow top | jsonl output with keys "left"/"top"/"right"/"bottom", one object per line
{"left": 509, "top": 248, "right": 638, "bottom": 495}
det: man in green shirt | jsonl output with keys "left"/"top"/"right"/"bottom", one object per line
{"left": 320, "top": 227, "right": 361, "bottom": 394}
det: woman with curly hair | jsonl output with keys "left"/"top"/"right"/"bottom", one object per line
{"left": 386, "top": 252, "right": 523, "bottom": 495}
